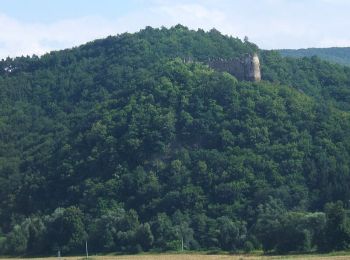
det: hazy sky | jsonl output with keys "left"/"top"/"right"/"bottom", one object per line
{"left": 1, "top": 0, "right": 350, "bottom": 58}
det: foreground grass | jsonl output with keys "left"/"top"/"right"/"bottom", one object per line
{"left": 2, "top": 252, "right": 350, "bottom": 260}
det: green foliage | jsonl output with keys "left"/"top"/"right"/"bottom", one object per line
{"left": 279, "top": 47, "right": 350, "bottom": 66}
{"left": 0, "top": 25, "right": 350, "bottom": 255}
{"left": 255, "top": 200, "right": 327, "bottom": 253}
{"left": 135, "top": 223, "right": 154, "bottom": 251}
{"left": 4, "top": 224, "right": 29, "bottom": 255}
{"left": 322, "top": 201, "right": 350, "bottom": 251}
{"left": 45, "top": 207, "right": 87, "bottom": 253}
{"left": 217, "top": 216, "right": 246, "bottom": 251}
{"left": 261, "top": 50, "right": 350, "bottom": 111}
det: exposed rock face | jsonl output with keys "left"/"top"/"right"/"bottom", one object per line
{"left": 208, "top": 53, "right": 261, "bottom": 82}
{"left": 244, "top": 53, "right": 261, "bottom": 82}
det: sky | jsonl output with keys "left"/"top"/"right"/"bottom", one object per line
{"left": 1, "top": 0, "right": 350, "bottom": 58}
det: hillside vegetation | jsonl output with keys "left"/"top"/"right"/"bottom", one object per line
{"left": 1, "top": 25, "right": 350, "bottom": 255}
{"left": 279, "top": 47, "right": 350, "bottom": 66}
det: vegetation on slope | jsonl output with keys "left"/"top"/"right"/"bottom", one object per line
{"left": 279, "top": 47, "right": 350, "bottom": 66}
{"left": 1, "top": 25, "right": 350, "bottom": 255}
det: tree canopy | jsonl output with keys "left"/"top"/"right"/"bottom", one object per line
{"left": 1, "top": 25, "right": 350, "bottom": 255}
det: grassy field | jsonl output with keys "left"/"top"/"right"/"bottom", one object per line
{"left": 2, "top": 253, "right": 350, "bottom": 260}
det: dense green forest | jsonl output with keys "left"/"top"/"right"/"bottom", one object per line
{"left": 279, "top": 47, "right": 350, "bottom": 66}
{"left": 1, "top": 25, "right": 350, "bottom": 255}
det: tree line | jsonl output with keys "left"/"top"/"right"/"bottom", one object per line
{"left": 1, "top": 25, "right": 350, "bottom": 255}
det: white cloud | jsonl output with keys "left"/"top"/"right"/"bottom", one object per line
{"left": 1, "top": 0, "right": 350, "bottom": 58}
{"left": 0, "top": 13, "right": 119, "bottom": 58}
{"left": 320, "top": 0, "right": 350, "bottom": 4}
{"left": 150, "top": 3, "right": 227, "bottom": 30}
{"left": 319, "top": 38, "right": 350, "bottom": 48}
{"left": 0, "top": 3, "right": 225, "bottom": 58}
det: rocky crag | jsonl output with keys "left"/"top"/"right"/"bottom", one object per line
{"left": 208, "top": 53, "right": 261, "bottom": 82}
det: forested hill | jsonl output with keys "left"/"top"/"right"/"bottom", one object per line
{"left": 278, "top": 47, "right": 350, "bottom": 66}
{"left": 1, "top": 25, "right": 350, "bottom": 255}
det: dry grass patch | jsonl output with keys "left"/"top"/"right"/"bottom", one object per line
{"left": 2, "top": 254, "right": 350, "bottom": 260}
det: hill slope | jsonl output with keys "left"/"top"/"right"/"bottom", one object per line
{"left": 1, "top": 25, "right": 350, "bottom": 255}
{"left": 278, "top": 47, "right": 350, "bottom": 66}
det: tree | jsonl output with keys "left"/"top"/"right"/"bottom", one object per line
{"left": 323, "top": 201, "right": 350, "bottom": 251}
{"left": 254, "top": 198, "right": 285, "bottom": 252}
{"left": 135, "top": 223, "right": 154, "bottom": 251}
{"left": 217, "top": 216, "right": 247, "bottom": 251}
{"left": 4, "top": 225, "right": 28, "bottom": 255}
{"left": 46, "top": 207, "right": 86, "bottom": 253}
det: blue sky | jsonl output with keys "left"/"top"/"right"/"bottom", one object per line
{"left": 1, "top": 0, "right": 350, "bottom": 58}
{"left": 0, "top": 0, "right": 140, "bottom": 23}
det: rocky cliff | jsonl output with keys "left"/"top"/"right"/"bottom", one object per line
{"left": 208, "top": 53, "right": 261, "bottom": 82}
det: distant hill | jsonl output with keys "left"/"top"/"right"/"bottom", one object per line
{"left": 1, "top": 25, "right": 350, "bottom": 256}
{"left": 278, "top": 47, "right": 350, "bottom": 66}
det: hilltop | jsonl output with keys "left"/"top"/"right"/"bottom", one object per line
{"left": 1, "top": 25, "right": 350, "bottom": 255}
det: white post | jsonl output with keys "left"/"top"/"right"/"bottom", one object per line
{"left": 85, "top": 240, "right": 88, "bottom": 260}
{"left": 181, "top": 236, "right": 184, "bottom": 251}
